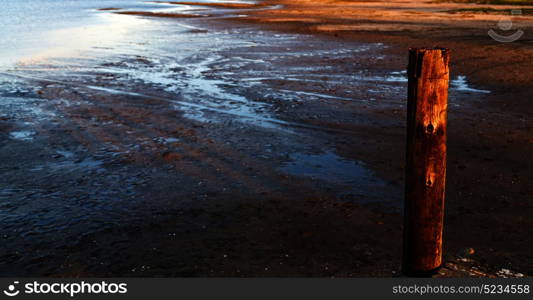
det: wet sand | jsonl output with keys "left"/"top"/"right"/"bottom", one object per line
{"left": 0, "top": 0, "right": 531, "bottom": 277}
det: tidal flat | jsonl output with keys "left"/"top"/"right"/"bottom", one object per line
{"left": 0, "top": 0, "right": 531, "bottom": 277}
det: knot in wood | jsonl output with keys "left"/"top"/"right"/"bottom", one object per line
{"left": 426, "top": 123, "right": 434, "bottom": 134}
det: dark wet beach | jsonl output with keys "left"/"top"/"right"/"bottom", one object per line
{"left": 0, "top": 0, "right": 531, "bottom": 277}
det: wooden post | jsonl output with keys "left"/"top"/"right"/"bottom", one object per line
{"left": 403, "top": 48, "right": 450, "bottom": 276}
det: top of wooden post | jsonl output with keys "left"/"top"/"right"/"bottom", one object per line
{"left": 408, "top": 48, "right": 450, "bottom": 79}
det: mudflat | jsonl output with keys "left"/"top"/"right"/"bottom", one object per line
{"left": 0, "top": 0, "right": 531, "bottom": 277}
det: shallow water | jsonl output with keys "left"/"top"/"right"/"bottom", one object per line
{"left": 281, "top": 151, "right": 378, "bottom": 184}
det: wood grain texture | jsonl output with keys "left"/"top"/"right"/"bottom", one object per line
{"left": 403, "top": 48, "right": 450, "bottom": 276}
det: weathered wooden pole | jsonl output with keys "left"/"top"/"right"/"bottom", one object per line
{"left": 403, "top": 48, "right": 450, "bottom": 276}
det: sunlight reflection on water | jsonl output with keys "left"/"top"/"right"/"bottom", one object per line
{"left": 0, "top": 0, "right": 168, "bottom": 68}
